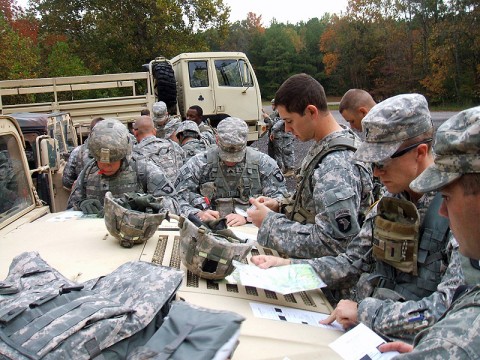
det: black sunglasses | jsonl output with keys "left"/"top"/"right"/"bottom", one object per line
{"left": 373, "top": 138, "right": 432, "bottom": 170}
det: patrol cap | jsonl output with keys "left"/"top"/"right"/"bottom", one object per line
{"left": 354, "top": 94, "right": 433, "bottom": 163}
{"left": 410, "top": 106, "right": 480, "bottom": 193}
{"left": 216, "top": 117, "right": 248, "bottom": 163}
{"left": 164, "top": 116, "right": 181, "bottom": 138}
{"left": 152, "top": 101, "right": 168, "bottom": 122}
{"left": 271, "top": 98, "right": 275, "bottom": 104}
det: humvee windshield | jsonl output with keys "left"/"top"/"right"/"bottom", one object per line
{"left": 0, "top": 134, "right": 33, "bottom": 223}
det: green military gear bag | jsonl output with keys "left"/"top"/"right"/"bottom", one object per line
{"left": 127, "top": 301, "right": 245, "bottom": 360}
{"left": 373, "top": 197, "right": 420, "bottom": 275}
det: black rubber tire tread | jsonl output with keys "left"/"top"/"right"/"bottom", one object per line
{"left": 153, "top": 61, "right": 177, "bottom": 113}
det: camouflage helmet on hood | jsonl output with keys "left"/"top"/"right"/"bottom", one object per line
{"left": 178, "top": 215, "right": 252, "bottom": 280}
{"left": 88, "top": 118, "right": 131, "bottom": 163}
{"left": 104, "top": 191, "right": 167, "bottom": 248}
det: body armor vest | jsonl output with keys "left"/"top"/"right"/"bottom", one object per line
{"left": 132, "top": 137, "right": 179, "bottom": 183}
{"left": 203, "top": 147, "right": 262, "bottom": 203}
{"left": 80, "top": 158, "right": 140, "bottom": 200}
{"left": 370, "top": 193, "right": 450, "bottom": 301}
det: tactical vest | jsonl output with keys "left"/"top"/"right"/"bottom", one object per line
{"left": 285, "top": 134, "right": 365, "bottom": 224}
{"left": 182, "top": 139, "right": 208, "bottom": 159}
{"left": 203, "top": 147, "right": 263, "bottom": 202}
{"left": 0, "top": 252, "right": 183, "bottom": 359}
{"left": 80, "top": 158, "right": 140, "bottom": 200}
{"left": 132, "top": 137, "right": 180, "bottom": 183}
{"left": 369, "top": 193, "right": 450, "bottom": 301}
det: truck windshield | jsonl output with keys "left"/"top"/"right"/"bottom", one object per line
{"left": 0, "top": 134, "right": 33, "bottom": 223}
{"left": 215, "top": 59, "right": 254, "bottom": 87}
{"left": 188, "top": 61, "right": 209, "bottom": 88}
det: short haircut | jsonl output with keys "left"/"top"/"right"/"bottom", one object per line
{"left": 339, "top": 89, "right": 376, "bottom": 114}
{"left": 140, "top": 109, "right": 150, "bottom": 116}
{"left": 274, "top": 74, "right": 328, "bottom": 115}
{"left": 189, "top": 105, "right": 203, "bottom": 117}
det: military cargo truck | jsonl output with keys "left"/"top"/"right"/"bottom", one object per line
{"left": 0, "top": 52, "right": 264, "bottom": 143}
{"left": 0, "top": 115, "right": 343, "bottom": 359}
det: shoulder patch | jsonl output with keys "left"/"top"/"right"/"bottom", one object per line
{"left": 161, "top": 184, "right": 174, "bottom": 194}
{"left": 273, "top": 169, "right": 285, "bottom": 182}
{"left": 335, "top": 209, "right": 352, "bottom": 233}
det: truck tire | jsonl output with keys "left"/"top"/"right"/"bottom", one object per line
{"left": 153, "top": 62, "right": 177, "bottom": 114}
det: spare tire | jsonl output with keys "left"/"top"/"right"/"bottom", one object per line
{"left": 153, "top": 61, "right": 177, "bottom": 114}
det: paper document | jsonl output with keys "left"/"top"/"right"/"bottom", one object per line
{"left": 329, "top": 323, "right": 399, "bottom": 360}
{"left": 46, "top": 211, "right": 84, "bottom": 222}
{"left": 226, "top": 261, "right": 326, "bottom": 294}
{"left": 249, "top": 302, "right": 344, "bottom": 331}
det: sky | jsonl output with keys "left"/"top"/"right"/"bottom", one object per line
{"left": 225, "top": 0, "right": 350, "bottom": 24}
{"left": 16, "top": 0, "right": 349, "bottom": 25}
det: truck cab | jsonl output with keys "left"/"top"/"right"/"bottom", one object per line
{"left": 0, "top": 115, "right": 343, "bottom": 359}
{"left": 168, "top": 52, "right": 263, "bottom": 142}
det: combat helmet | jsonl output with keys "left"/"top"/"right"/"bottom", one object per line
{"left": 178, "top": 215, "right": 252, "bottom": 280}
{"left": 176, "top": 120, "right": 200, "bottom": 141}
{"left": 104, "top": 191, "right": 167, "bottom": 248}
{"left": 88, "top": 118, "right": 131, "bottom": 163}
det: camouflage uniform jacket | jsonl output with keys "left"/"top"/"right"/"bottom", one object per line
{"left": 293, "top": 191, "right": 464, "bottom": 343}
{"left": 62, "top": 139, "right": 91, "bottom": 189}
{"left": 176, "top": 146, "right": 287, "bottom": 217}
{"left": 393, "top": 272, "right": 479, "bottom": 359}
{"left": 181, "top": 138, "right": 208, "bottom": 160}
{"left": 198, "top": 122, "right": 216, "bottom": 145}
{"left": 67, "top": 157, "right": 177, "bottom": 212}
{"left": 257, "top": 128, "right": 373, "bottom": 259}
{"left": 132, "top": 135, "right": 184, "bottom": 183}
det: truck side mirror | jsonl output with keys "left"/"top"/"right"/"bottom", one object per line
{"left": 39, "top": 137, "right": 60, "bottom": 171}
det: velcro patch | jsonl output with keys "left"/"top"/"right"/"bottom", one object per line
{"left": 274, "top": 169, "right": 284, "bottom": 182}
{"left": 335, "top": 209, "right": 352, "bottom": 233}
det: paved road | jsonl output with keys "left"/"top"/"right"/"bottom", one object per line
{"left": 254, "top": 108, "right": 458, "bottom": 192}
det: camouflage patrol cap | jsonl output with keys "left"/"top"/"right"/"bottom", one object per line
{"left": 164, "top": 116, "right": 181, "bottom": 138}
{"left": 354, "top": 94, "right": 433, "bottom": 163}
{"left": 176, "top": 120, "right": 200, "bottom": 138}
{"left": 88, "top": 118, "right": 131, "bottom": 163}
{"left": 216, "top": 117, "right": 248, "bottom": 163}
{"left": 271, "top": 98, "right": 275, "bottom": 104}
{"left": 410, "top": 106, "right": 480, "bottom": 193}
{"left": 152, "top": 101, "right": 168, "bottom": 122}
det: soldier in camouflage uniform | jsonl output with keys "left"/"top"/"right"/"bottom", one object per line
{"left": 175, "top": 117, "right": 287, "bottom": 227}
{"left": 132, "top": 115, "right": 183, "bottom": 183}
{"left": 248, "top": 74, "right": 374, "bottom": 259}
{"left": 62, "top": 117, "right": 104, "bottom": 190}
{"left": 262, "top": 99, "right": 295, "bottom": 176}
{"left": 339, "top": 89, "right": 376, "bottom": 134}
{"left": 67, "top": 118, "right": 178, "bottom": 215}
{"left": 176, "top": 120, "right": 208, "bottom": 160}
{"left": 152, "top": 101, "right": 181, "bottom": 140}
{"left": 378, "top": 106, "right": 480, "bottom": 358}
{"left": 252, "top": 94, "right": 465, "bottom": 343}
{"left": 186, "top": 105, "right": 216, "bottom": 145}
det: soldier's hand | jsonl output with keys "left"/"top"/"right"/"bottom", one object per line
{"left": 378, "top": 342, "right": 413, "bottom": 354}
{"left": 225, "top": 213, "right": 247, "bottom": 227}
{"left": 320, "top": 299, "right": 358, "bottom": 330}
{"left": 247, "top": 197, "right": 272, "bottom": 228}
{"left": 254, "top": 196, "right": 279, "bottom": 211}
{"left": 80, "top": 199, "right": 104, "bottom": 215}
{"left": 197, "top": 209, "right": 220, "bottom": 222}
{"left": 251, "top": 255, "right": 290, "bottom": 269}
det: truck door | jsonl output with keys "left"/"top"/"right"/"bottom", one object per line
{"left": 186, "top": 60, "right": 216, "bottom": 117}
{"left": 212, "top": 58, "right": 261, "bottom": 127}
